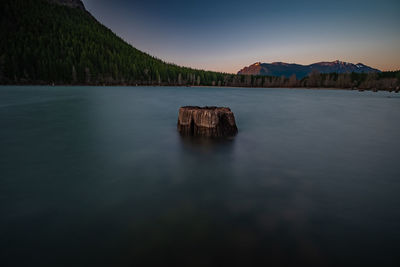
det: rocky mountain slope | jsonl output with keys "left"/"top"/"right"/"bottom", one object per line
{"left": 238, "top": 61, "right": 381, "bottom": 79}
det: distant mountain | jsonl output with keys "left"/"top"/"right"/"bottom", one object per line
{"left": 238, "top": 61, "right": 381, "bottom": 79}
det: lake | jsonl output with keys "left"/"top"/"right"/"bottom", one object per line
{"left": 1, "top": 86, "right": 399, "bottom": 266}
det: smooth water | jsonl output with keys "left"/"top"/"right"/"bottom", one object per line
{"left": 1, "top": 86, "right": 400, "bottom": 267}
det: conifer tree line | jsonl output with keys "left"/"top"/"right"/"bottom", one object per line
{"left": 0, "top": 0, "right": 399, "bottom": 92}
{"left": 230, "top": 71, "right": 400, "bottom": 91}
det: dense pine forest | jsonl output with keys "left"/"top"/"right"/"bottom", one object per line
{"left": 0, "top": 0, "right": 399, "bottom": 91}
{"left": 0, "top": 0, "right": 229, "bottom": 86}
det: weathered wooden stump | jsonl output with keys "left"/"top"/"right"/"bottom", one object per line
{"left": 177, "top": 106, "right": 238, "bottom": 138}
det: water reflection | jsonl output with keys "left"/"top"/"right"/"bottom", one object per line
{"left": 179, "top": 135, "right": 236, "bottom": 154}
{"left": 118, "top": 134, "right": 240, "bottom": 266}
{"left": 1, "top": 86, "right": 399, "bottom": 267}
{"left": 123, "top": 133, "right": 330, "bottom": 266}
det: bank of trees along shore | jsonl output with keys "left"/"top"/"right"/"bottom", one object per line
{"left": 228, "top": 71, "right": 400, "bottom": 91}
{"left": 1, "top": 0, "right": 399, "bottom": 91}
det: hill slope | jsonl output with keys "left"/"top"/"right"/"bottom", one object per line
{"left": 238, "top": 61, "right": 381, "bottom": 79}
{"left": 0, "top": 0, "right": 226, "bottom": 85}
{"left": 49, "top": 0, "right": 86, "bottom": 11}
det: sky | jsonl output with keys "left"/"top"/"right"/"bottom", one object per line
{"left": 83, "top": 0, "right": 400, "bottom": 73}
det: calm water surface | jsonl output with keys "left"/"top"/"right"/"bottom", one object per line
{"left": 1, "top": 86, "right": 400, "bottom": 266}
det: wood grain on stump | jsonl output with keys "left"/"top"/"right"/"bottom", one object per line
{"left": 177, "top": 106, "right": 238, "bottom": 138}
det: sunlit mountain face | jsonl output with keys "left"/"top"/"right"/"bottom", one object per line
{"left": 238, "top": 60, "right": 381, "bottom": 79}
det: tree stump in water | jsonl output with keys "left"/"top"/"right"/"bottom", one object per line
{"left": 177, "top": 106, "right": 238, "bottom": 138}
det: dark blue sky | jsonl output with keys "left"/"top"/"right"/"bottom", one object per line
{"left": 83, "top": 0, "right": 400, "bottom": 73}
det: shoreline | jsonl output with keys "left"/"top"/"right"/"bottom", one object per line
{"left": 0, "top": 84, "right": 398, "bottom": 92}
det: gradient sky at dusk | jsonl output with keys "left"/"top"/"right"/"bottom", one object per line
{"left": 83, "top": 0, "right": 400, "bottom": 73}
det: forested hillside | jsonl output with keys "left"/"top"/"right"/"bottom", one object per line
{"left": 0, "top": 0, "right": 228, "bottom": 85}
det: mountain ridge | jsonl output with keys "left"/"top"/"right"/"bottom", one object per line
{"left": 48, "top": 0, "right": 85, "bottom": 10}
{"left": 238, "top": 60, "right": 381, "bottom": 79}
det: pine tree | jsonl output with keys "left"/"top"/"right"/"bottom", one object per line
{"left": 72, "top": 65, "right": 77, "bottom": 83}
